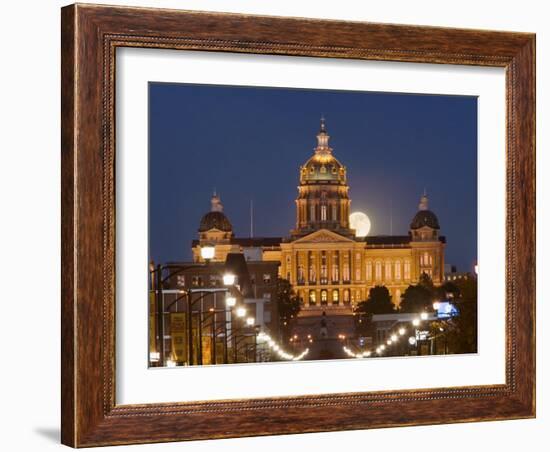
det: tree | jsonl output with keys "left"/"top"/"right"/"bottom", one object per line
{"left": 434, "top": 280, "right": 460, "bottom": 301}
{"left": 356, "top": 286, "right": 396, "bottom": 315}
{"left": 445, "top": 276, "right": 478, "bottom": 353}
{"left": 276, "top": 277, "right": 301, "bottom": 327}
{"left": 399, "top": 283, "right": 433, "bottom": 313}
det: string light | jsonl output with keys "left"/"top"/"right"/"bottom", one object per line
{"left": 257, "top": 332, "right": 309, "bottom": 361}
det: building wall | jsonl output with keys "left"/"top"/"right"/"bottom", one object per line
{"left": 280, "top": 234, "right": 444, "bottom": 308}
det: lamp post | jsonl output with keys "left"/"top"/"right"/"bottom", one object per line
{"left": 149, "top": 245, "right": 243, "bottom": 367}
{"left": 224, "top": 295, "right": 236, "bottom": 364}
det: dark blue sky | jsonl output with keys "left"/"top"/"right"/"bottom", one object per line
{"left": 149, "top": 83, "right": 477, "bottom": 272}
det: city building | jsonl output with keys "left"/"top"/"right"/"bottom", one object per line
{"left": 191, "top": 118, "right": 446, "bottom": 313}
{"left": 163, "top": 254, "right": 280, "bottom": 336}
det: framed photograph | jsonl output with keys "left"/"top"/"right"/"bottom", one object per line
{"left": 61, "top": 4, "right": 535, "bottom": 447}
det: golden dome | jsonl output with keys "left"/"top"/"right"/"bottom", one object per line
{"left": 300, "top": 118, "right": 347, "bottom": 185}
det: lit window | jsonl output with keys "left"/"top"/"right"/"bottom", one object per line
{"left": 395, "top": 261, "right": 401, "bottom": 280}
{"left": 343, "top": 253, "right": 350, "bottom": 281}
{"left": 309, "top": 290, "right": 316, "bottom": 304}
{"left": 263, "top": 273, "right": 271, "bottom": 284}
{"left": 297, "top": 265, "right": 305, "bottom": 283}
{"left": 321, "top": 290, "right": 328, "bottom": 304}
{"left": 404, "top": 261, "right": 411, "bottom": 280}
{"left": 375, "top": 261, "right": 382, "bottom": 280}
{"left": 332, "top": 289, "right": 339, "bottom": 304}
{"left": 321, "top": 205, "right": 327, "bottom": 221}
{"left": 343, "top": 289, "right": 350, "bottom": 304}
{"left": 263, "top": 292, "right": 271, "bottom": 300}
{"left": 366, "top": 261, "right": 372, "bottom": 281}
{"left": 385, "top": 261, "right": 392, "bottom": 280}
{"left": 176, "top": 275, "right": 185, "bottom": 287}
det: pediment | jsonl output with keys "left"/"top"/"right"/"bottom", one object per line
{"left": 293, "top": 229, "right": 355, "bottom": 244}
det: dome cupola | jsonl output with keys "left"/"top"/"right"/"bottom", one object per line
{"left": 410, "top": 191, "right": 440, "bottom": 240}
{"left": 198, "top": 193, "right": 233, "bottom": 237}
{"left": 299, "top": 117, "right": 347, "bottom": 185}
{"left": 291, "top": 117, "right": 353, "bottom": 239}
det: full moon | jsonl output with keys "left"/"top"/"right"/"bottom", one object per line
{"left": 349, "top": 211, "right": 371, "bottom": 237}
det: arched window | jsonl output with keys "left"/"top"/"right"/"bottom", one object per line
{"left": 395, "top": 261, "right": 401, "bottom": 280}
{"left": 343, "top": 289, "right": 350, "bottom": 304}
{"left": 309, "top": 290, "right": 316, "bottom": 305}
{"left": 385, "top": 261, "right": 392, "bottom": 280}
{"left": 404, "top": 260, "right": 411, "bottom": 280}
{"left": 332, "top": 289, "right": 339, "bottom": 304}
{"left": 366, "top": 261, "right": 372, "bottom": 281}
{"left": 343, "top": 253, "right": 350, "bottom": 282}
{"left": 375, "top": 261, "right": 382, "bottom": 280}
{"left": 321, "top": 290, "right": 328, "bottom": 305}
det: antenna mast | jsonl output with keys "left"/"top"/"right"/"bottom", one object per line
{"left": 250, "top": 199, "right": 254, "bottom": 238}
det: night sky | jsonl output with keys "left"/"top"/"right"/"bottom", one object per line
{"left": 149, "top": 83, "right": 477, "bottom": 272}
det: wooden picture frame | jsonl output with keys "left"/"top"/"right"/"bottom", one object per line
{"left": 61, "top": 3, "right": 535, "bottom": 447}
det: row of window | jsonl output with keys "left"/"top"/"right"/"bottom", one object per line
{"left": 308, "top": 204, "right": 338, "bottom": 222}
{"left": 305, "top": 288, "right": 403, "bottom": 306}
{"left": 287, "top": 252, "right": 437, "bottom": 283}
{"left": 294, "top": 260, "right": 412, "bottom": 283}
{"left": 307, "top": 288, "right": 350, "bottom": 305}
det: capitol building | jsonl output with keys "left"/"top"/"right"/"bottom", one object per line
{"left": 192, "top": 119, "right": 446, "bottom": 311}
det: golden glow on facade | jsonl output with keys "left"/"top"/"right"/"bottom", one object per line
{"left": 192, "top": 118, "right": 445, "bottom": 310}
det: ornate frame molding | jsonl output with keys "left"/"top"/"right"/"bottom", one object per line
{"left": 61, "top": 4, "right": 535, "bottom": 447}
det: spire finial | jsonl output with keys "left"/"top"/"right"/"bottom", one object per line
{"left": 418, "top": 190, "right": 429, "bottom": 211}
{"left": 211, "top": 192, "right": 223, "bottom": 212}
{"left": 315, "top": 115, "right": 331, "bottom": 152}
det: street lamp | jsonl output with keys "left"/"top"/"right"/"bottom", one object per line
{"left": 236, "top": 307, "right": 246, "bottom": 318}
{"left": 390, "top": 334, "right": 397, "bottom": 342}
{"left": 246, "top": 317, "right": 255, "bottom": 327}
{"left": 412, "top": 318, "right": 421, "bottom": 327}
{"left": 408, "top": 336, "right": 417, "bottom": 345}
{"left": 225, "top": 295, "right": 236, "bottom": 307}
{"left": 420, "top": 312, "right": 428, "bottom": 321}
{"left": 223, "top": 273, "right": 236, "bottom": 286}
{"left": 200, "top": 245, "right": 215, "bottom": 261}
{"left": 398, "top": 327, "right": 406, "bottom": 336}
{"left": 433, "top": 301, "right": 441, "bottom": 311}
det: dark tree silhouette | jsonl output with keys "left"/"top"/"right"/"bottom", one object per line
{"left": 356, "top": 285, "right": 396, "bottom": 315}
{"left": 400, "top": 282, "right": 433, "bottom": 313}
